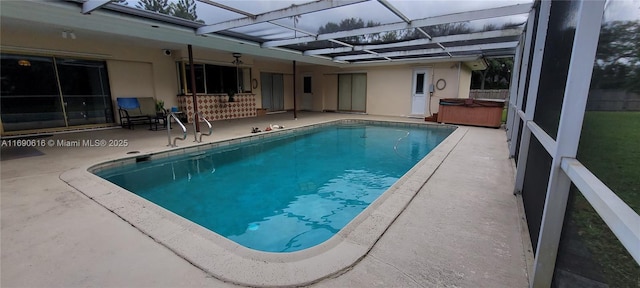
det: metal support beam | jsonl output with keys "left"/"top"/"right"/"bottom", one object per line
{"left": 510, "top": 10, "right": 537, "bottom": 158}
{"left": 527, "top": 121, "right": 556, "bottom": 156}
{"left": 531, "top": 1, "right": 606, "bottom": 286}
{"left": 293, "top": 60, "right": 297, "bottom": 119}
{"left": 334, "top": 41, "right": 518, "bottom": 61}
{"left": 303, "top": 46, "right": 352, "bottom": 56}
{"left": 82, "top": 0, "right": 112, "bottom": 14}
{"left": 197, "top": 0, "right": 368, "bottom": 35}
{"left": 514, "top": 0, "right": 551, "bottom": 196}
{"left": 262, "top": 3, "right": 532, "bottom": 47}
{"left": 437, "top": 43, "right": 453, "bottom": 57}
{"left": 411, "top": 4, "right": 531, "bottom": 28}
{"left": 561, "top": 159, "right": 640, "bottom": 264}
{"left": 303, "top": 28, "right": 522, "bottom": 56}
{"left": 345, "top": 55, "right": 482, "bottom": 65}
{"left": 328, "top": 39, "right": 354, "bottom": 48}
{"left": 196, "top": 0, "right": 255, "bottom": 17}
{"left": 268, "top": 21, "right": 317, "bottom": 37}
{"left": 377, "top": 0, "right": 451, "bottom": 57}
{"left": 188, "top": 44, "right": 200, "bottom": 133}
{"left": 506, "top": 40, "right": 523, "bottom": 145}
{"left": 377, "top": 0, "right": 411, "bottom": 23}
{"left": 415, "top": 27, "right": 433, "bottom": 40}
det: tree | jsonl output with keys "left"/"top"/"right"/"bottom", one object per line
{"left": 381, "top": 30, "right": 400, "bottom": 43}
{"left": 591, "top": 21, "right": 640, "bottom": 94}
{"left": 317, "top": 18, "right": 381, "bottom": 44}
{"left": 135, "top": 0, "right": 203, "bottom": 23}
{"left": 170, "top": 0, "right": 203, "bottom": 23}
{"left": 420, "top": 22, "right": 472, "bottom": 37}
{"left": 471, "top": 58, "right": 513, "bottom": 90}
{"left": 136, "top": 0, "right": 171, "bottom": 15}
{"left": 316, "top": 18, "right": 523, "bottom": 46}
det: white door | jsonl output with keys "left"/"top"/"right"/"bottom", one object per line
{"left": 411, "top": 69, "right": 429, "bottom": 115}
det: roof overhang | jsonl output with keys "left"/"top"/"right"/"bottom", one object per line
{"left": 464, "top": 59, "right": 489, "bottom": 70}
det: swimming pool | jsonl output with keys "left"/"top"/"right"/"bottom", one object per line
{"left": 96, "top": 122, "right": 454, "bottom": 252}
{"left": 63, "top": 119, "right": 464, "bottom": 286}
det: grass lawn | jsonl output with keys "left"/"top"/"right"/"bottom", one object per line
{"left": 570, "top": 111, "right": 639, "bottom": 287}
{"left": 578, "top": 111, "right": 639, "bottom": 213}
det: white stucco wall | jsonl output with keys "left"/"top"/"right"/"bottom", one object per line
{"left": 1, "top": 24, "right": 474, "bottom": 130}
{"left": 1, "top": 26, "right": 179, "bottom": 111}
{"left": 299, "top": 62, "right": 472, "bottom": 117}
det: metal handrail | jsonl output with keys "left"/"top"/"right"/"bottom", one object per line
{"left": 193, "top": 111, "right": 213, "bottom": 143}
{"left": 167, "top": 112, "right": 187, "bottom": 147}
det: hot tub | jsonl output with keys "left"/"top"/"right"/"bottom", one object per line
{"left": 437, "top": 98, "right": 505, "bottom": 128}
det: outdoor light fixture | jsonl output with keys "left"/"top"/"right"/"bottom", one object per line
{"left": 17, "top": 59, "right": 31, "bottom": 67}
{"left": 232, "top": 53, "right": 243, "bottom": 64}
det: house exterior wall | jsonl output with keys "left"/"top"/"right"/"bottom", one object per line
{"left": 1, "top": 24, "right": 474, "bottom": 131}
{"left": 366, "top": 67, "right": 413, "bottom": 116}
{"left": 0, "top": 26, "right": 297, "bottom": 119}
{"left": 0, "top": 26, "right": 179, "bottom": 110}
{"left": 323, "top": 73, "right": 339, "bottom": 111}
{"left": 252, "top": 59, "right": 293, "bottom": 110}
{"left": 298, "top": 63, "right": 472, "bottom": 117}
{"left": 458, "top": 65, "right": 473, "bottom": 99}
{"left": 108, "top": 60, "right": 156, "bottom": 100}
{"left": 428, "top": 63, "right": 465, "bottom": 115}
{"left": 296, "top": 65, "right": 338, "bottom": 112}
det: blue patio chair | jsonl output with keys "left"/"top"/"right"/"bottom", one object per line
{"left": 117, "top": 97, "right": 152, "bottom": 129}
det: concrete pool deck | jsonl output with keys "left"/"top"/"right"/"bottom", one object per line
{"left": 1, "top": 112, "right": 531, "bottom": 287}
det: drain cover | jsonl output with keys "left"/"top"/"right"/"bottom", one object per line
{"left": 126, "top": 151, "right": 140, "bottom": 154}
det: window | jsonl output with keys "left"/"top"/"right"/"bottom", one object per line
{"left": 415, "top": 73, "right": 425, "bottom": 94}
{"left": 0, "top": 54, "right": 63, "bottom": 130}
{"left": 177, "top": 61, "right": 251, "bottom": 94}
{"left": 0, "top": 53, "right": 113, "bottom": 131}
{"left": 303, "top": 76, "right": 312, "bottom": 93}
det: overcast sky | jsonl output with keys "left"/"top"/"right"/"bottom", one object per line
{"left": 604, "top": 0, "right": 640, "bottom": 21}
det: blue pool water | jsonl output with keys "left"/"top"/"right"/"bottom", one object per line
{"left": 96, "top": 123, "right": 454, "bottom": 252}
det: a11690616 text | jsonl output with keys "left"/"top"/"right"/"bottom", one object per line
{"left": 1, "top": 139, "right": 129, "bottom": 148}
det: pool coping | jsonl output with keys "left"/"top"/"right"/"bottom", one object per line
{"left": 60, "top": 119, "right": 467, "bottom": 287}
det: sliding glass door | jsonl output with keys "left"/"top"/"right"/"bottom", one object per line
{"left": 261, "top": 72, "right": 284, "bottom": 112}
{"left": 0, "top": 54, "right": 65, "bottom": 131}
{"left": 338, "top": 73, "right": 366, "bottom": 112}
{"left": 56, "top": 58, "right": 113, "bottom": 126}
{"left": 0, "top": 53, "right": 113, "bottom": 132}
